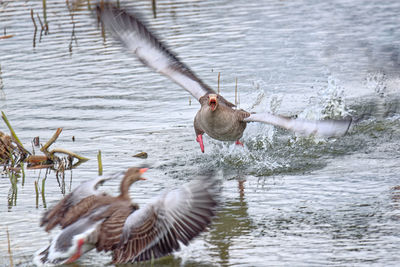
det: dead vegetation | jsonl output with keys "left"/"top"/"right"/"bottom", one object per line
{"left": 1, "top": 112, "right": 90, "bottom": 207}
{"left": 1, "top": 112, "right": 88, "bottom": 173}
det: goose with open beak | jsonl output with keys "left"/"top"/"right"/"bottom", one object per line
{"left": 34, "top": 167, "right": 218, "bottom": 265}
{"left": 96, "top": 3, "right": 352, "bottom": 153}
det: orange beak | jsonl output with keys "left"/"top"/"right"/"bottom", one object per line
{"left": 208, "top": 95, "right": 218, "bottom": 111}
{"left": 139, "top": 168, "right": 148, "bottom": 180}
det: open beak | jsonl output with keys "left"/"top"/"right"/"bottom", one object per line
{"left": 208, "top": 96, "right": 218, "bottom": 111}
{"left": 139, "top": 168, "right": 148, "bottom": 180}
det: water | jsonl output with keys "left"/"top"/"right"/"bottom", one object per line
{"left": 1, "top": 0, "right": 400, "bottom": 266}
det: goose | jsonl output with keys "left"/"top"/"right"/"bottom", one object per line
{"left": 96, "top": 3, "right": 351, "bottom": 153}
{"left": 34, "top": 167, "right": 218, "bottom": 265}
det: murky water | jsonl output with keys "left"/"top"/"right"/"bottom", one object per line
{"left": 1, "top": 0, "right": 400, "bottom": 266}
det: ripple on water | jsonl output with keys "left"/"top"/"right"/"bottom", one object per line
{"left": 1, "top": 0, "right": 400, "bottom": 266}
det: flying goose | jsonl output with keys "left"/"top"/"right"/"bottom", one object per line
{"left": 96, "top": 3, "right": 351, "bottom": 153}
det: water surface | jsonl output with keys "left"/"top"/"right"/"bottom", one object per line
{"left": 0, "top": 0, "right": 399, "bottom": 266}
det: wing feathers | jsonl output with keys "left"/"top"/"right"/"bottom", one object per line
{"left": 96, "top": 3, "right": 216, "bottom": 101}
{"left": 40, "top": 175, "right": 113, "bottom": 232}
{"left": 113, "top": 176, "right": 218, "bottom": 263}
{"left": 244, "top": 112, "right": 351, "bottom": 137}
{"left": 60, "top": 195, "right": 101, "bottom": 228}
{"left": 96, "top": 206, "right": 134, "bottom": 252}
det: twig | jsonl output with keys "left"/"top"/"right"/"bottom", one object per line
{"left": 1, "top": 27, "right": 13, "bottom": 39}
{"left": 31, "top": 9, "right": 37, "bottom": 47}
{"left": 71, "top": 159, "right": 86, "bottom": 169}
{"left": 235, "top": 77, "right": 238, "bottom": 106}
{"left": 67, "top": 0, "right": 78, "bottom": 53}
{"left": 0, "top": 35, "right": 14, "bottom": 39}
{"left": 6, "top": 226, "right": 13, "bottom": 267}
{"left": 27, "top": 164, "right": 54, "bottom": 170}
{"left": 30, "top": 9, "right": 37, "bottom": 31}
{"left": 49, "top": 148, "right": 89, "bottom": 162}
{"left": 26, "top": 155, "right": 48, "bottom": 164}
{"left": 218, "top": 72, "right": 220, "bottom": 94}
{"left": 36, "top": 13, "right": 44, "bottom": 31}
{"left": 40, "top": 128, "right": 62, "bottom": 155}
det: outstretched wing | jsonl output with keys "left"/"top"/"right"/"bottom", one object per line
{"left": 40, "top": 171, "right": 123, "bottom": 232}
{"left": 112, "top": 176, "right": 218, "bottom": 263}
{"left": 96, "top": 3, "right": 216, "bottom": 101}
{"left": 244, "top": 112, "right": 352, "bottom": 137}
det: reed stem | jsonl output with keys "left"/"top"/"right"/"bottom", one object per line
{"left": 97, "top": 150, "right": 103, "bottom": 176}
{"left": 152, "top": 0, "right": 157, "bottom": 18}
{"left": 1, "top": 111, "right": 29, "bottom": 154}
{"left": 34, "top": 180, "right": 39, "bottom": 208}
{"left": 20, "top": 162, "right": 25, "bottom": 186}
{"left": 42, "top": 0, "right": 47, "bottom": 30}
{"left": 41, "top": 177, "right": 47, "bottom": 208}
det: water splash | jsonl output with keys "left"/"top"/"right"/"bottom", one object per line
{"left": 364, "top": 71, "right": 388, "bottom": 97}
{"left": 197, "top": 77, "right": 399, "bottom": 177}
{"left": 198, "top": 78, "right": 355, "bottom": 177}
{"left": 298, "top": 76, "right": 349, "bottom": 120}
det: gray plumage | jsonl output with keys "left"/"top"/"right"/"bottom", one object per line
{"left": 95, "top": 3, "right": 351, "bottom": 152}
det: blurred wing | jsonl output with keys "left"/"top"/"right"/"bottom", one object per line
{"left": 96, "top": 3, "right": 216, "bottom": 101}
{"left": 40, "top": 171, "right": 123, "bottom": 232}
{"left": 34, "top": 206, "right": 109, "bottom": 266}
{"left": 112, "top": 178, "right": 218, "bottom": 263}
{"left": 59, "top": 195, "right": 107, "bottom": 229}
{"left": 244, "top": 112, "right": 352, "bottom": 137}
{"left": 40, "top": 193, "right": 75, "bottom": 232}
{"left": 69, "top": 171, "right": 122, "bottom": 205}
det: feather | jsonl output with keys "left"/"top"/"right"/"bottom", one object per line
{"left": 96, "top": 3, "right": 216, "bottom": 101}
{"left": 244, "top": 112, "right": 352, "bottom": 137}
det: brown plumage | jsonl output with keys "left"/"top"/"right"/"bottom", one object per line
{"left": 40, "top": 167, "right": 146, "bottom": 232}
{"left": 91, "top": 201, "right": 136, "bottom": 252}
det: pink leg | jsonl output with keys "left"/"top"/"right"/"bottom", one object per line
{"left": 235, "top": 140, "right": 244, "bottom": 146}
{"left": 196, "top": 134, "right": 205, "bottom": 153}
{"left": 65, "top": 238, "right": 85, "bottom": 264}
